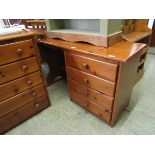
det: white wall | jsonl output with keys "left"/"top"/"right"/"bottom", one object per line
{"left": 0, "top": 19, "right": 5, "bottom": 28}
{"left": 148, "top": 19, "right": 154, "bottom": 29}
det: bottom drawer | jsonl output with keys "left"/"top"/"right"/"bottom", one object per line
{"left": 0, "top": 95, "right": 50, "bottom": 134}
{"left": 0, "top": 84, "right": 46, "bottom": 118}
{"left": 70, "top": 90, "right": 111, "bottom": 124}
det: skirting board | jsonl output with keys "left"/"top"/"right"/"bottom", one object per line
{"left": 45, "top": 31, "right": 122, "bottom": 47}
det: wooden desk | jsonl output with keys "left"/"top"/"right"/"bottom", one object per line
{"left": 38, "top": 38, "right": 146, "bottom": 126}
{"left": 0, "top": 31, "right": 51, "bottom": 134}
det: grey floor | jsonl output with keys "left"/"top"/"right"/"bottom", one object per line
{"left": 5, "top": 50, "right": 155, "bottom": 135}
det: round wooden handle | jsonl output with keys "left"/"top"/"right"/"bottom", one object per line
{"left": 16, "top": 49, "right": 23, "bottom": 55}
{"left": 84, "top": 103, "right": 89, "bottom": 107}
{"left": 84, "top": 90, "right": 89, "bottom": 96}
{"left": 22, "top": 65, "right": 28, "bottom": 71}
{"left": 83, "top": 79, "right": 89, "bottom": 84}
{"left": 82, "top": 63, "right": 89, "bottom": 69}
{"left": 32, "top": 92, "right": 37, "bottom": 96}
{"left": 35, "top": 103, "right": 39, "bottom": 108}
{"left": 27, "top": 80, "right": 33, "bottom": 85}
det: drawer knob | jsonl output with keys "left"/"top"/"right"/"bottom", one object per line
{"left": 22, "top": 65, "right": 28, "bottom": 71}
{"left": 35, "top": 103, "right": 39, "bottom": 108}
{"left": 82, "top": 63, "right": 89, "bottom": 69}
{"left": 84, "top": 90, "right": 89, "bottom": 96}
{"left": 84, "top": 102, "right": 89, "bottom": 107}
{"left": 84, "top": 79, "right": 89, "bottom": 84}
{"left": 16, "top": 49, "right": 23, "bottom": 55}
{"left": 32, "top": 92, "right": 37, "bottom": 96}
{"left": 27, "top": 80, "right": 33, "bottom": 85}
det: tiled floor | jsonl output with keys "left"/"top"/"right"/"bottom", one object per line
{"left": 5, "top": 52, "right": 155, "bottom": 135}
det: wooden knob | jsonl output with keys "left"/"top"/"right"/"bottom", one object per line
{"left": 16, "top": 49, "right": 23, "bottom": 55}
{"left": 84, "top": 103, "right": 89, "bottom": 107}
{"left": 82, "top": 63, "right": 89, "bottom": 69}
{"left": 27, "top": 80, "right": 33, "bottom": 85}
{"left": 83, "top": 79, "right": 89, "bottom": 84}
{"left": 84, "top": 90, "right": 89, "bottom": 96}
{"left": 32, "top": 92, "right": 37, "bottom": 96}
{"left": 14, "top": 112, "right": 19, "bottom": 115}
{"left": 22, "top": 65, "right": 28, "bottom": 71}
{"left": 35, "top": 103, "right": 39, "bottom": 108}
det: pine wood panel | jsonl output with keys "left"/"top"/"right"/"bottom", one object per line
{"left": 123, "top": 31, "right": 151, "bottom": 43}
{"left": 0, "top": 84, "right": 45, "bottom": 118}
{"left": 46, "top": 31, "right": 122, "bottom": 47}
{"left": 110, "top": 51, "right": 142, "bottom": 126}
{"left": 68, "top": 79, "right": 114, "bottom": 111}
{"left": 0, "top": 40, "right": 35, "bottom": 66}
{"left": 0, "top": 95, "right": 49, "bottom": 134}
{"left": 0, "top": 71, "right": 42, "bottom": 102}
{"left": 67, "top": 66, "right": 116, "bottom": 97}
{"left": 65, "top": 52, "right": 118, "bottom": 82}
{"left": 0, "top": 57, "right": 39, "bottom": 85}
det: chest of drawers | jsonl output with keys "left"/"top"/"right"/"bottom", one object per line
{"left": 0, "top": 32, "right": 51, "bottom": 133}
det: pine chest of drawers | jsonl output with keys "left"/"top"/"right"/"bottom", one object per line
{"left": 38, "top": 38, "right": 146, "bottom": 126}
{"left": 0, "top": 32, "right": 51, "bottom": 133}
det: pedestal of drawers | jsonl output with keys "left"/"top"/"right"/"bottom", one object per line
{"left": 65, "top": 50, "right": 144, "bottom": 126}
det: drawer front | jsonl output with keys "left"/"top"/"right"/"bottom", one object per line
{"left": 65, "top": 52, "right": 118, "bottom": 82}
{"left": 67, "top": 66, "right": 116, "bottom": 97}
{"left": 0, "top": 95, "right": 49, "bottom": 134}
{"left": 0, "top": 84, "right": 46, "bottom": 118}
{"left": 70, "top": 90, "right": 111, "bottom": 124}
{"left": 139, "top": 48, "right": 147, "bottom": 66}
{"left": 68, "top": 79, "right": 113, "bottom": 111}
{"left": 0, "top": 57, "right": 39, "bottom": 85}
{"left": 0, "top": 40, "right": 35, "bottom": 66}
{"left": 0, "top": 71, "right": 42, "bottom": 102}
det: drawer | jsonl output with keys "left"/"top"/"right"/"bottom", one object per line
{"left": 67, "top": 66, "right": 116, "bottom": 97}
{"left": 0, "top": 95, "right": 50, "bottom": 134}
{"left": 0, "top": 57, "right": 39, "bottom": 85}
{"left": 0, "top": 71, "right": 42, "bottom": 102}
{"left": 0, "top": 40, "right": 35, "bottom": 66}
{"left": 135, "top": 66, "right": 144, "bottom": 84}
{"left": 139, "top": 50, "right": 147, "bottom": 66}
{"left": 70, "top": 90, "right": 111, "bottom": 124}
{"left": 65, "top": 52, "right": 118, "bottom": 82}
{"left": 140, "top": 46, "right": 148, "bottom": 56}
{"left": 0, "top": 84, "right": 46, "bottom": 118}
{"left": 68, "top": 79, "right": 113, "bottom": 111}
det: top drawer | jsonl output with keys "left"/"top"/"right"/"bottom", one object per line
{"left": 65, "top": 52, "right": 118, "bottom": 82}
{"left": 0, "top": 40, "right": 35, "bottom": 66}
